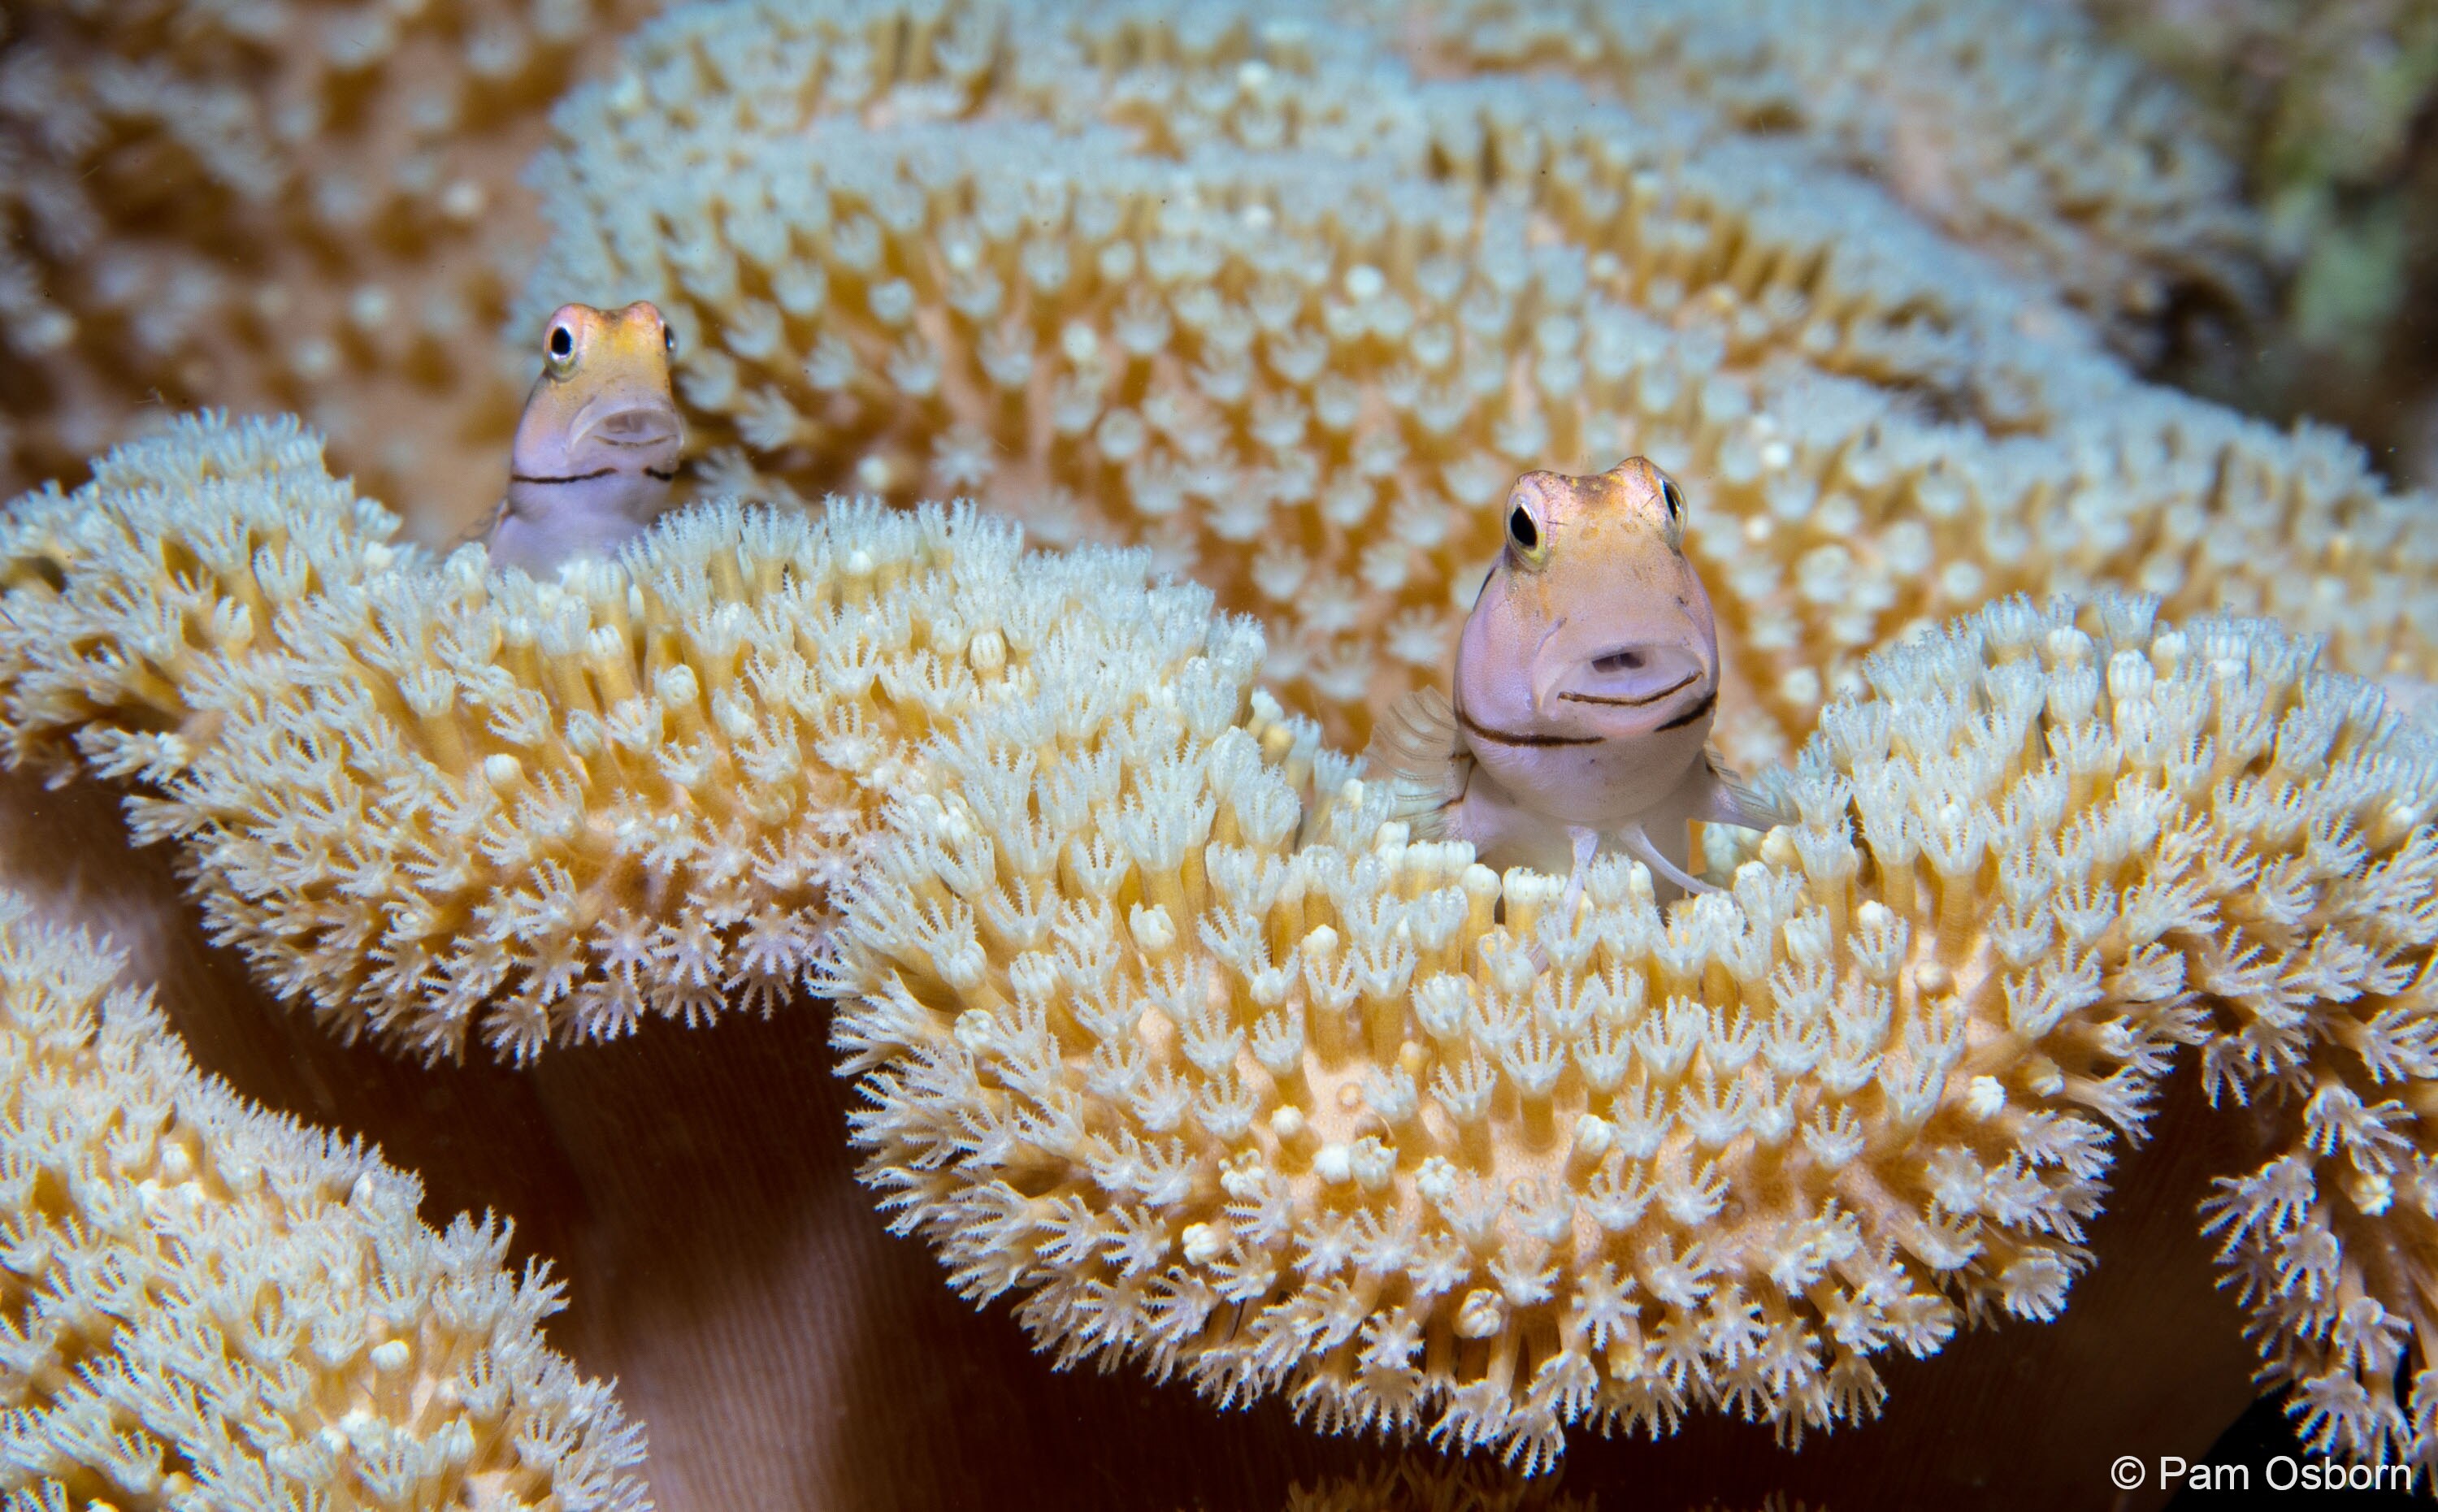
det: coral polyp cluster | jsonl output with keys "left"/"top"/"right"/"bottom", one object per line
{"left": 0, "top": 415, "right": 996, "bottom": 1060}
{"left": 833, "top": 574, "right": 2438, "bottom": 1469}
{"left": 525, "top": 0, "right": 2437, "bottom": 760}
{"left": 7, "top": 413, "right": 2437, "bottom": 1471}
{"left": 11, "top": 0, "right": 2438, "bottom": 1501}
{"left": 1389, "top": 0, "right": 2266, "bottom": 348}
{"left": 0, "top": 890, "right": 649, "bottom": 1509}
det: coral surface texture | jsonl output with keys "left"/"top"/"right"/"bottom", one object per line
{"left": 523, "top": 0, "right": 2432, "bottom": 763}
{"left": 0, "top": 890, "right": 651, "bottom": 1509}
{"left": 832, "top": 559, "right": 2438, "bottom": 1468}
{"left": 5, "top": 0, "right": 2438, "bottom": 1504}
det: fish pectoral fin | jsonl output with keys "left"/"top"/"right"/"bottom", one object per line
{"left": 456, "top": 497, "right": 510, "bottom": 553}
{"left": 1560, "top": 825, "right": 1599, "bottom": 928}
{"left": 1622, "top": 821, "right": 1717, "bottom": 895}
{"left": 1364, "top": 687, "right": 1470, "bottom": 836}
{"left": 1370, "top": 685, "right": 1464, "bottom": 768}
{"left": 1527, "top": 826, "right": 1603, "bottom": 977}
{"left": 1697, "top": 747, "right": 1794, "bottom": 830}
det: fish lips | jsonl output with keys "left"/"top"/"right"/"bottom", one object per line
{"left": 1534, "top": 640, "right": 1711, "bottom": 729}
{"left": 567, "top": 395, "right": 685, "bottom": 463}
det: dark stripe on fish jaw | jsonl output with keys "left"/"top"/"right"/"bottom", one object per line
{"left": 1556, "top": 672, "right": 1699, "bottom": 709}
{"left": 510, "top": 468, "right": 618, "bottom": 484}
{"left": 1655, "top": 688, "right": 1717, "bottom": 732}
{"left": 1456, "top": 707, "right": 1605, "bottom": 748}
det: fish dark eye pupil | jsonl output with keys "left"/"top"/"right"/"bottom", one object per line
{"left": 1508, "top": 505, "right": 1538, "bottom": 552}
{"left": 1660, "top": 479, "right": 1681, "bottom": 519}
{"left": 663, "top": 327, "right": 677, "bottom": 354}
{"left": 549, "top": 326, "right": 573, "bottom": 358}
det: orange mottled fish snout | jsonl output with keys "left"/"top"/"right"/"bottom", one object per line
{"left": 488, "top": 301, "right": 687, "bottom": 574}
{"left": 1463, "top": 457, "right": 1718, "bottom": 755}
{"left": 510, "top": 301, "right": 685, "bottom": 479}
{"left": 1499, "top": 457, "right": 1685, "bottom": 568}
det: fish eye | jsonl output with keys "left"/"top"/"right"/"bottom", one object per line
{"left": 663, "top": 325, "right": 677, "bottom": 355}
{"left": 1659, "top": 477, "right": 1683, "bottom": 522}
{"left": 547, "top": 324, "right": 574, "bottom": 359}
{"left": 1507, "top": 505, "right": 1539, "bottom": 552}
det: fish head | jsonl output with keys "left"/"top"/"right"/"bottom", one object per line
{"left": 1454, "top": 459, "right": 1720, "bottom": 826}
{"left": 510, "top": 301, "right": 687, "bottom": 483}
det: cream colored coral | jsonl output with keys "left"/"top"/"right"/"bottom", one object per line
{"left": 523, "top": 0, "right": 2438, "bottom": 764}
{"left": 0, "top": 0, "right": 654, "bottom": 525}
{"left": 6, "top": 409, "right": 2431, "bottom": 1474}
{"left": 0, "top": 414, "right": 1272, "bottom": 1064}
{"left": 7, "top": 413, "right": 2435, "bottom": 1468}
{"left": 832, "top": 577, "right": 2438, "bottom": 1471}
{"left": 1386, "top": 0, "right": 2265, "bottom": 346}
{"left": 0, "top": 413, "right": 1030, "bottom": 1061}
{"left": 0, "top": 888, "right": 650, "bottom": 1509}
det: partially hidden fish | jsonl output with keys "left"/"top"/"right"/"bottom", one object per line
{"left": 472, "top": 301, "right": 686, "bottom": 574}
{"left": 1369, "top": 458, "right": 1785, "bottom": 911}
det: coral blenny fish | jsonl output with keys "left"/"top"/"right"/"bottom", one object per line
{"left": 475, "top": 301, "right": 685, "bottom": 573}
{"left": 1374, "top": 458, "right": 1782, "bottom": 903}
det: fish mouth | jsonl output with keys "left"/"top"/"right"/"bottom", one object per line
{"left": 1557, "top": 674, "right": 1698, "bottom": 708}
{"left": 1546, "top": 641, "right": 1709, "bottom": 716}
{"left": 570, "top": 396, "right": 684, "bottom": 453}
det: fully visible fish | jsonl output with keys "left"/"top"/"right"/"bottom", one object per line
{"left": 1371, "top": 459, "right": 1782, "bottom": 907}
{"left": 473, "top": 301, "right": 686, "bottom": 573}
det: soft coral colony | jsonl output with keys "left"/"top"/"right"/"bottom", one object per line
{"left": 5, "top": 0, "right": 2438, "bottom": 1501}
{"left": 519, "top": 0, "right": 2429, "bottom": 764}
{"left": 0, "top": 888, "right": 649, "bottom": 1509}
{"left": 11, "top": 418, "right": 2438, "bottom": 1481}
{"left": 0, "top": 415, "right": 961, "bottom": 1062}
{"left": 832, "top": 578, "right": 2438, "bottom": 1471}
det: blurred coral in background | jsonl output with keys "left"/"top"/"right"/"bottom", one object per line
{"left": 0, "top": 0, "right": 656, "bottom": 526}
{"left": 2080, "top": 0, "right": 2438, "bottom": 481}
{"left": 9, "top": 0, "right": 2436, "bottom": 537}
